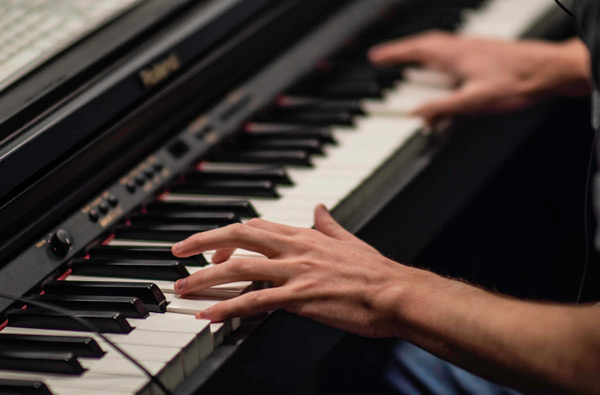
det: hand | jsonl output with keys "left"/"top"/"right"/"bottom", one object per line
{"left": 368, "top": 31, "right": 591, "bottom": 125}
{"left": 171, "top": 205, "right": 419, "bottom": 338}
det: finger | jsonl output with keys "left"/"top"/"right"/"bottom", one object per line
{"left": 412, "top": 83, "right": 494, "bottom": 124}
{"left": 195, "top": 288, "right": 294, "bottom": 322}
{"left": 210, "top": 218, "right": 304, "bottom": 263}
{"left": 172, "top": 223, "right": 289, "bottom": 258}
{"left": 313, "top": 204, "right": 355, "bottom": 242}
{"left": 368, "top": 31, "right": 457, "bottom": 68}
{"left": 211, "top": 248, "right": 237, "bottom": 263}
{"left": 313, "top": 205, "right": 381, "bottom": 255}
{"left": 175, "top": 258, "right": 287, "bottom": 294}
{"left": 244, "top": 217, "right": 301, "bottom": 236}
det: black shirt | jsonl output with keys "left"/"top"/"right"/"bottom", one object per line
{"left": 573, "top": 0, "right": 600, "bottom": 250}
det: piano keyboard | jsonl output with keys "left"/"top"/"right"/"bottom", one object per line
{"left": 0, "top": 0, "right": 558, "bottom": 393}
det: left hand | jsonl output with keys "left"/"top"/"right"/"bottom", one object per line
{"left": 171, "top": 205, "right": 418, "bottom": 338}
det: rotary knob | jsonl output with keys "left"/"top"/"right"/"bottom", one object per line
{"left": 50, "top": 229, "right": 73, "bottom": 257}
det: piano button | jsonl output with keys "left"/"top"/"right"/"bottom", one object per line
{"left": 107, "top": 194, "right": 118, "bottom": 207}
{"left": 170, "top": 179, "right": 280, "bottom": 198}
{"left": 254, "top": 109, "right": 355, "bottom": 126}
{"left": 134, "top": 175, "right": 145, "bottom": 186}
{"left": 209, "top": 149, "right": 313, "bottom": 167}
{"left": 187, "top": 166, "right": 293, "bottom": 186}
{"left": 7, "top": 309, "right": 133, "bottom": 334}
{"left": 0, "top": 333, "right": 104, "bottom": 358}
{"left": 43, "top": 280, "right": 167, "bottom": 313}
{"left": 98, "top": 201, "right": 109, "bottom": 214}
{"left": 49, "top": 229, "right": 73, "bottom": 257}
{"left": 143, "top": 168, "right": 154, "bottom": 179}
{"left": 153, "top": 162, "right": 164, "bottom": 172}
{"left": 226, "top": 138, "right": 325, "bottom": 155}
{"left": 88, "top": 209, "right": 99, "bottom": 222}
{"left": 113, "top": 224, "right": 220, "bottom": 243}
{"left": 125, "top": 181, "right": 136, "bottom": 193}
{"left": 129, "top": 212, "right": 240, "bottom": 226}
{"left": 0, "top": 350, "right": 84, "bottom": 375}
{"left": 244, "top": 125, "right": 337, "bottom": 144}
{"left": 88, "top": 245, "right": 208, "bottom": 266}
{"left": 0, "top": 378, "right": 52, "bottom": 395}
{"left": 71, "top": 259, "right": 190, "bottom": 281}
{"left": 26, "top": 294, "right": 149, "bottom": 319}
{"left": 145, "top": 200, "right": 258, "bottom": 218}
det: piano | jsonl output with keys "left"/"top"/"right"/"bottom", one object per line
{"left": 0, "top": 0, "right": 574, "bottom": 393}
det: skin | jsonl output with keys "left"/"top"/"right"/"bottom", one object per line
{"left": 172, "top": 32, "right": 600, "bottom": 393}
{"left": 369, "top": 31, "right": 592, "bottom": 125}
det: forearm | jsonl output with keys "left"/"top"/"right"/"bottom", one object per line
{"left": 386, "top": 268, "right": 600, "bottom": 393}
{"left": 537, "top": 38, "right": 592, "bottom": 98}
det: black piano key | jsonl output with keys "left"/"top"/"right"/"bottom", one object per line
{"left": 43, "top": 280, "right": 167, "bottom": 313}
{"left": 187, "top": 167, "right": 293, "bottom": 186}
{"left": 244, "top": 126, "right": 336, "bottom": 144}
{"left": 130, "top": 211, "right": 241, "bottom": 225}
{"left": 288, "top": 81, "right": 384, "bottom": 99}
{"left": 209, "top": 149, "right": 313, "bottom": 167}
{"left": 27, "top": 294, "right": 149, "bottom": 319}
{"left": 0, "top": 349, "right": 84, "bottom": 376}
{"left": 318, "top": 61, "right": 403, "bottom": 81}
{"left": 254, "top": 109, "right": 354, "bottom": 126}
{"left": 0, "top": 333, "right": 104, "bottom": 358}
{"left": 7, "top": 309, "right": 133, "bottom": 334}
{"left": 277, "top": 97, "right": 365, "bottom": 115}
{"left": 114, "top": 224, "right": 220, "bottom": 242}
{"left": 0, "top": 379, "right": 52, "bottom": 395}
{"left": 171, "top": 179, "right": 279, "bottom": 198}
{"left": 227, "top": 138, "right": 324, "bottom": 155}
{"left": 145, "top": 200, "right": 258, "bottom": 217}
{"left": 88, "top": 245, "right": 208, "bottom": 266}
{"left": 71, "top": 259, "right": 190, "bottom": 281}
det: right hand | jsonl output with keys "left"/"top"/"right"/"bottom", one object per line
{"left": 369, "top": 31, "right": 591, "bottom": 125}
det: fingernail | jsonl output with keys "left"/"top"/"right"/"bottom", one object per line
{"left": 173, "top": 241, "right": 184, "bottom": 254}
{"left": 175, "top": 278, "right": 186, "bottom": 292}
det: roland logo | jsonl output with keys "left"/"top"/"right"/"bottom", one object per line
{"left": 139, "top": 53, "right": 181, "bottom": 89}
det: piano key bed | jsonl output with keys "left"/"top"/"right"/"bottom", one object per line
{"left": 0, "top": 0, "right": 562, "bottom": 393}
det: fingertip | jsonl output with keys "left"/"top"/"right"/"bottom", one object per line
{"left": 174, "top": 278, "right": 187, "bottom": 293}
{"left": 172, "top": 241, "right": 184, "bottom": 256}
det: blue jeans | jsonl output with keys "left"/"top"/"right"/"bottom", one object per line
{"left": 384, "top": 341, "right": 522, "bottom": 395}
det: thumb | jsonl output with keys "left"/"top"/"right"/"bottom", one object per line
{"left": 313, "top": 204, "right": 355, "bottom": 241}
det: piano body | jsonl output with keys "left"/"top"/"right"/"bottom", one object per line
{"left": 0, "top": 0, "right": 578, "bottom": 393}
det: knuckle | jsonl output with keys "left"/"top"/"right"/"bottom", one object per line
{"left": 245, "top": 218, "right": 264, "bottom": 227}
{"left": 246, "top": 291, "right": 265, "bottom": 307}
{"left": 228, "top": 222, "right": 246, "bottom": 236}
{"left": 227, "top": 259, "right": 251, "bottom": 274}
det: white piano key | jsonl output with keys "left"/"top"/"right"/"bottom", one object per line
{"left": 98, "top": 343, "right": 185, "bottom": 387}
{"left": 165, "top": 294, "right": 219, "bottom": 315}
{"left": 1, "top": 325, "right": 201, "bottom": 388}
{"left": 402, "top": 67, "right": 457, "bottom": 89}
